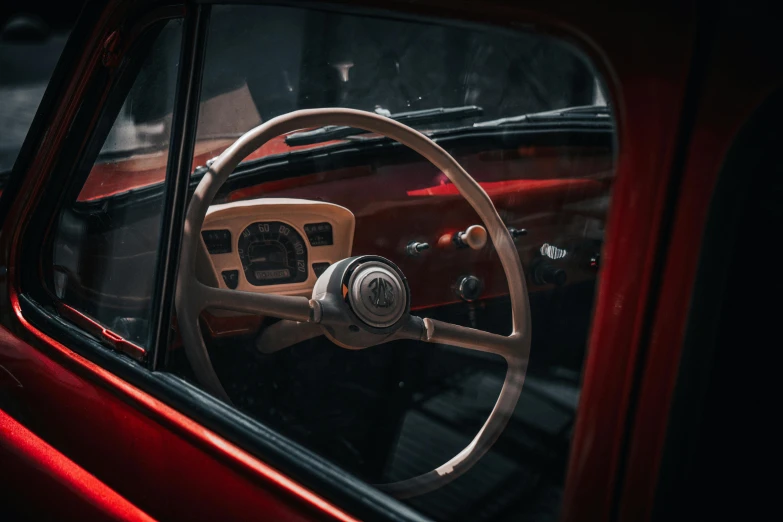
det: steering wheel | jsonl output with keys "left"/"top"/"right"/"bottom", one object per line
{"left": 175, "top": 108, "right": 531, "bottom": 498}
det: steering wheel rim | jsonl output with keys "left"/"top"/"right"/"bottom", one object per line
{"left": 175, "top": 108, "right": 532, "bottom": 498}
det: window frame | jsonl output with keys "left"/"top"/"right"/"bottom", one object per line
{"left": 22, "top": 9, "right": 187, "bottom": 362}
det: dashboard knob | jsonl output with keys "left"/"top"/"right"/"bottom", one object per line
{"left": 456, "top": 275, "right": 483, "bottom": 302}
{"left": 532, "top": 260, "right": 567, "bottom": 286}
{"left": 406, "top": 241, "right": 430, "bottom": 257}
{"left": 455, "top": 225, "right": 488, "bottom": 250}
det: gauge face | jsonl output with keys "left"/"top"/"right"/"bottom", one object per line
{"left": 237, "top": 221, "right": 308, "bottom": 286}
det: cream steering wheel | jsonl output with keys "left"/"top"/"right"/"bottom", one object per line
{"left": 175, "top": 108, "right": 531, "bottom": 498}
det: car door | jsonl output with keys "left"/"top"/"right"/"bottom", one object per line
{"left": 0, "top": 5, "right": 147, "bottom": 518}
{"left": 0, "top": 1, "right": 703, "bottom": 521}
{"left": 0, "top": 403, "right": 156, "bottom": 520}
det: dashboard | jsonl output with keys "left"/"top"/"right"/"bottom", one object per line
{"left": 192, "top": 151, "right": 612, "bottom": 325}
{"left": 197, "top": 198, "right": 355, "bottom": 296}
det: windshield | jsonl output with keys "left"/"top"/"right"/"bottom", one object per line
{"left": 194, "top": 5, "right": 605, "bottom": 168}
{"left": 68, "top": 5, "right": 609, "bottom": 204}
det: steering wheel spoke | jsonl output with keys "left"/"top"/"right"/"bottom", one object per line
{"left": 199, "top": 283, "right": 313, "bottom": 322}
{"left": 394, "top": 315, "right": 524, "bottom": 360}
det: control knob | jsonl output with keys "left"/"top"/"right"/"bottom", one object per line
{"left": 454, "top": 225, "right": 488, "bottom": 250}
{"left": 456, "top": 275, "right": 483, "bottom": 302}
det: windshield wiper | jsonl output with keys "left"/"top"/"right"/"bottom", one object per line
{"left": 474, "top": 104, "right": 611, "bottom": 127}
{"left": 284, "top": 105, "right": 483, "bottom": 146}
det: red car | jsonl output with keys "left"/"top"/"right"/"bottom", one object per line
{"left": 0, "top": 1, "right": 779, "bottom": 520}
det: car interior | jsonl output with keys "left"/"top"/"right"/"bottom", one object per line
{"left": 40, "top": 4, "right": 615, "bottom": 520}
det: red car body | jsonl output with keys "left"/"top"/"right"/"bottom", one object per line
{"left": 1, "top": 0, "right": 780, "bottom": 520}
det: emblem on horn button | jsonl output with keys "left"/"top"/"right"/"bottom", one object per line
{"left": 348, "top": 260, "right": 407, "bottom": 328}
{"left": 368, "top": 277, "right": 395, "bottom": 308}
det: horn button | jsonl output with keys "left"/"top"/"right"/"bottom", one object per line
{"left": 348, "top": 261, "right": 406, "bottom": 328}
{"left": 312, "top": 256, "right": 410, "bottom": 348}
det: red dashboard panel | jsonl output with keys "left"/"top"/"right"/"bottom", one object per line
{"left": 224, "top": 148, "right": 613, "bottom": 310}
{"left": 77, "top": 137, "right": 612, "bottom": 314}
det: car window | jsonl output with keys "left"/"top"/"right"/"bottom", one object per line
{"left": 170, "top": 4, "right": 616, "bottom": 521}
{"left": 193, "top": 4, "right": 603, "bottom": 168}
{"left": 49, "top": 19, "right": 183, "bottom": 348}
{"left": 0, "top": 14, "right": 70, "bottom": 177}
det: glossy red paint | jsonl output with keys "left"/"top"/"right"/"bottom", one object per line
{"left": 0, "top": 408, "right": 155, "bottom": 522}
{"left": 406, "top": 178, "right": 604, "bottom": 197}
{"left": 0, "top": 322, "right": 358, "bottom": 522}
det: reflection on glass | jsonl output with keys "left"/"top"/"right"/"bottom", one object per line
{"left": 172, "top": 5, "right": 617, "bottom": 521}
{"left": 50, "top": 19, "right": 183, "bottom": 347}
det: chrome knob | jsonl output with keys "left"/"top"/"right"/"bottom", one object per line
{"left": 406, "top": 241, "right": 430, "bottom": 257}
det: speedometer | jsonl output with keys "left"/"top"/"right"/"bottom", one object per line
{"left": 237, "top": 221, "right": 308, "bottom": 286}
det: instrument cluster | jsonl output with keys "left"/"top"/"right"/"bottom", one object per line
{"left": 197, "top": 199, "right": 354, "bottom": 296}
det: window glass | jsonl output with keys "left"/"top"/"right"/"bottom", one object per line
{"left": 49, "top": 19, "right": 182, "bottom": 347}
{"left": 178, "top": 5, "right": 614, "bottom": 520}
{"left": 193, "top": 5, "right": 601, "bottom": 165}
{"left": 0, "top": 14, "right": 70, "bottom": 178}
